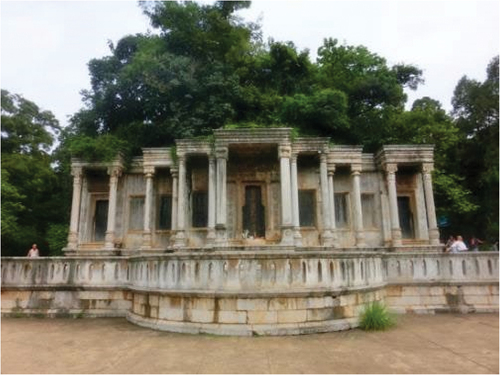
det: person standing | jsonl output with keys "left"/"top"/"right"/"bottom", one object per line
{"left": 449, "top": 236, "right": 468, "bottom": 253}
{"left": 469, "top": 236, "right": 483, "bottom": 252}
{"left": 27, "top": 244, "right": 40, "bottom": 257}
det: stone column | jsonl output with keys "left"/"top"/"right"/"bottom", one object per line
{"left": 141, "top": 166, "right": 155, "bottom": 250}
{"left": 320, "top": 153, "right": 333, "bottom": 246}
{"left": 174, "top": 155, "right": 187, "bottom": 247}
{"left": 385, "top": 163, "right": 402, "bottom": 246}
{"left": 328, "top": 165, "right": 338, "bottom": 246}
{"left": 279, "top": 145, "right": 294, "bottom": 245}
{"left": 422, "top": 163, "right": 440, "bottom": 245}
{"left": 351, "top": 164, "right": 365, "bottom": 247}
{"left": 67, "top": 166, "right": 83, "bottom": 250}
{"left": 170, "top": 168, "right": 178, "bottom": 245}
{"left": 215, "top": 146, "right": 228, "bottom": 244}
{"left": 206, "top": 155, "right": 216, "bottom": 245}
{"left": 290, "top": 153, "right": 302, "bottom": 246}
{"left": 104, "top": 166, "right": 122, "bottom": 250}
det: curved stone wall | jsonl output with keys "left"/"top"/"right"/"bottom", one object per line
{"left": 1, "top": 251, "right": 498, "bottom": 335}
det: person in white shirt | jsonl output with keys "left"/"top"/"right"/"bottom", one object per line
{"left": 27, "top": 244, "right": 40, "bottom": 257}
{"left": 449, "top": 235, "right": 468, "bottom": 253}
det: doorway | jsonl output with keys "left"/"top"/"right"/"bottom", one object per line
{"left": 94, "top": 199, "right": 108, "bottom": 241}
{"left": 397, "top": 196, "right": 414, "bottom": 239}
{"left": 242, "top": 186, "right": 265, "bottom": 238}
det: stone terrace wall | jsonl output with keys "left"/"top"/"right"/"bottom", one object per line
{"left": 1, "top": 251, "right": 498, "bottom": 335}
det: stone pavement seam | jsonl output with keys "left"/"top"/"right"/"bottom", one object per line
{"left": 406, "top": 329, "right": 497, "bottom": 374}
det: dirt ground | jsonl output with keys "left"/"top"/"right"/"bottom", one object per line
{"left": 1, "top": 313, "right": 498, "bottom": 374}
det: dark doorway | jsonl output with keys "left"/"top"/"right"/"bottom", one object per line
{"left": 397, "top": 196, "right": 414, "bottom": 239}
{"left": 94, "top": 200, "right": 108, "bottom": 241}
{"left": 242, "top": 186, "right": 265, "bottom": 238}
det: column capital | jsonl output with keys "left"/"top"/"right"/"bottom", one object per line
{"left": 279, "top": 145, "right": 292, "bottom": 159}
{"left": 384, "top": 163, "right": 398, "bottom": 174}
{"left": 71, "top": 166, "right": 83, "bottom": 178}
{"left": 351, "top": 164, "right": 362, "bottom": 175}
{"left": 327, "top": 163, "right": 336, "bottom": 174}
{"left": 144, "top": 165, "right": 155, "bottom": 177}
{"left": 177, "top": 153, "right": 187, "bottom": 163}
{"left": 170, "top": 167, "right": 178, "bottom": 178}
{"left": 291, "top": 151, "right": 299, "bottom": 162}
{"left": 107, "top": 166, "right": 122, "bottom": 179}
{"left": 422, "top": 163, "right": 434, "bottom": 174}
{"left": 215, "top": 147, "right": 228, "bottom": 160}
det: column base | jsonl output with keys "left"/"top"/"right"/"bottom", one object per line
{"left": 293, "top": 227, "right": 302, "bottom": 247}
{"left": 215, "top": 226, "right": 227, "bottom": 245}
{"left": 280, "top": 226, "right": 294, "bottom": 246}
{"left": 429, "top": 228, "right": 440, "bottom": 245}
{"left": 206, "top": 228, "right": 216, "bottom": 247}
{"left": 330, "top": 229, "right": 338, "bottom": 248}
{"left": 321, "top": 230, "right": 334, "bottom": 247}
{"left": 141, "top": 231, "right": 152, "bottom": 250}
{"left": 391, "top": 228, "right": 402, "bottom": 247}
{"left": 174, "top": 230, "right": 187, "bottom": 248}
{"left": 104, "top": 232, "right": 115, "bottom": 250}
{"left": 355, "top": 230, "right": 366, "bottom": 248}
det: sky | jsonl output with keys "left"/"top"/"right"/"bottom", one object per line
{"left": 1, "top": 0, "right": 499, "bottom": 128}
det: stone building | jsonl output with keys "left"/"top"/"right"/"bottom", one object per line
{"left": 64, "top": 128, "right": 440, "bottom": 254}
{"left": 3, "top": 128, "right": 498, "bottom": 336}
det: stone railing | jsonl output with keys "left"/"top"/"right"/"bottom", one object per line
{"left": 2, "top": 251, "right": 497, "bottom": 292}
{"left": 385, "top": 252, "right": 499, "bottom": 284}
{"left": 2, "top": 251, "right": 498, "bottom": 335}
{"left": 126, "top": 252, "right": 386, "bottom": 293}
{"left": 1, "top": 257, "right": 129, "bottom": 289}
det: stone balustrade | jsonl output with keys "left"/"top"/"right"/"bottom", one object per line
{"left": 1, "top": 251, "right": 498, "bottom": 335}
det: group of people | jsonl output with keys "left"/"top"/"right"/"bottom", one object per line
{"left": 444, "top": 235, "right": 487, "bottom": 253}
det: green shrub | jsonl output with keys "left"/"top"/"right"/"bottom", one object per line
{"left": 359, "top": 301, "right": 395, "bottom": 331}
{"left": 46, "top": 223, "right": 68, "bottom": 256}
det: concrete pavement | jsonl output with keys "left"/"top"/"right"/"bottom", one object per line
{"left": 1, "top": 314, "right": 498, "bottom": 374}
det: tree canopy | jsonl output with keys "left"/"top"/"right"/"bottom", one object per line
{"left": 2, "top": 1, "right": 498, "bottom": 255}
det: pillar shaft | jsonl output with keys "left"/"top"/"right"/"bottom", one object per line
{"left": 67, "top": 166, "right": 83, "bottom": 249}
{"left": 215, "top": 147, "right": 228, "bottom": 243}
{"left": 320, "top": 154, "right": 333, "bottom": 246}
{"left": 105, "top": 166, "right": 122, "bottom": 250}
{"left": 351, "top": 164, "right": 365, "bottom": 247}
{"left": 174, "top": 156, "right": 187, "bottom": 247}
{"left": 386, "top": 164, "right": 402, "bottom": 246}
{"left": 207, "top": 156, "right": 216, "bottom": 244}
{"left": 290, "top": 153, "right": 302, "bottom": 245}
{"left": 141, "top": 167, "right": 154, "bottom": 250}
{"left": 422, "top": 163, "right": 440, "bottom": 245}
{"left": 328, "top": 167, "right": 338, "bottom": 246}
{"left": 278, "top": 145, "right": 294, "bottom": 245}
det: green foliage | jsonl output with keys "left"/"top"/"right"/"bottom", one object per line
{"left": 1, "top": 90, "right": 68, "bottom": 256}
{"left": 449, "top": 56, "right": 499, "bottom": 240}
{"left": 67, "top": 134, "right": 129, "bottom": 162}
{"left": 46, "top": 224, "right": 69, "bottom": 256}
{"left": 359, "top": 302, "right": 395, "bottom": 331}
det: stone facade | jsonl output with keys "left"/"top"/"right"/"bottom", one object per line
{"left": 63, "top": 128, "right": 440, "bottom": 254}
{"left": 4, "top": 127, "right": 495, "bottom": 336}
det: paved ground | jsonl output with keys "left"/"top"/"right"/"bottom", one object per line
{"left": 1, "top": 314, "right": 498, "bottom": 374}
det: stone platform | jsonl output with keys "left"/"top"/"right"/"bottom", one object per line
{"left": 1, "top": 249, "right": 498, "bottom": 335}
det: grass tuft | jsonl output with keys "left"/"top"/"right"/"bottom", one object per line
{"left": 359, "top": 301, "right": 395, "bottom": 331}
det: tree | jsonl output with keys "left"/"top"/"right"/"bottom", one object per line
{"left": 450, "top": 56, "right": 499, "bottom": 240}
{"left": 315, "top": 38, "right": 423, "bottom": 150}
{"left": 1, "top": 90, "right": 66, "bottom": 256}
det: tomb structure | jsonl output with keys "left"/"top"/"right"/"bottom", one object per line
{"left": 2, "top": 128, "right": 497, "bottom": 335}
{"left": 64, "top": 128, "right": 440, "bottom": 254}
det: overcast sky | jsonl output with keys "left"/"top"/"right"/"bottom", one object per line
{"left": 1, "top": 0, "right": 498, "bottom": 127}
